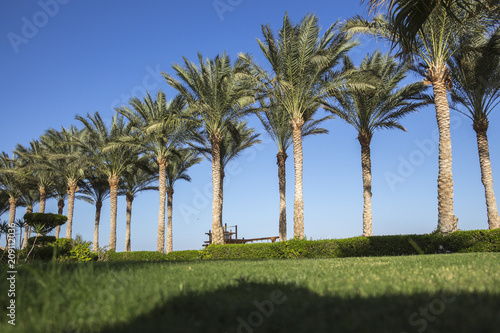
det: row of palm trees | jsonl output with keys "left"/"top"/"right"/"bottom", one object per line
{"left": 1, "top": 3, "right": 500, "bottom": 253}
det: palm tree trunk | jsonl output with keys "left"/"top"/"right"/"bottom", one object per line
{"left": 428, "top": 67, "right": 458, "bottom": 234}
{"left": 291, "top": 118, "right": 305, "bottom": 239}
{"left": 108, "top": 175, "right": 119, "bottom": 251}
{"left": 277, "top": 150, "right": 287, "bottom": 241}
{"left": 65, "top": 180, "right": 78, "bottom": 239}
{"left": 23, "top": 225, "right": 29, "bottom": 249}
{"left": 166, "top": 187, "right": 174, "bottom": 253}
{"left": 220, "top": 169, "right": 224, "bottom": 228}
{"left": 125, "top": 193, "right": 134, "bottom": 252}
{"left": 157, "top": 159, "right": 167, "bottom": 253}
{"left": 55, "top": 198, "right": 65, "bottom": 239}
{"left": 92, "top": 201, "right": 102, "bottom": 252}
{"left": 8, "top": 197, "right": 17, "bottom": 229}
{"left": 359, "top": 134, "right": 373, "bottom": 236}
{"left": 39, "top": 186, "right": 46, "bottom": 213}
{"left": 474, "top": 119, "right": 500, "bottom": 229}
{"left": 210, "top": 135, "right": 225, "bottom": 244}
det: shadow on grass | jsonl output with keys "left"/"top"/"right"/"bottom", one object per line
{"left": 99, "top": 281, "right": 500, "bottom": 333}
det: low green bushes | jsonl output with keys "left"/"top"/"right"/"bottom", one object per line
{"left": 199, "top": 229, "right": 500, "bottom": 260}
{"left": 102, "top": 229, "right": 500, "bottom": 262}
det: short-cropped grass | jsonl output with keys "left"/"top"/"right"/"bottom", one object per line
{"left": 1, "top": 253, "right": 499, "bottom": 332}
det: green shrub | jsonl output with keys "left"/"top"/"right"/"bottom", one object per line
{"left": 68, "top": 243, "right": 92, "bottom": 262}
{"left": 164, "top": 250, "right": 203, "bottom": 261}
{"left": 108, "top": 251, "right": 168, "bottom": 261}
{"left": 24, "top": 213, "right": 67, "bottom": 235}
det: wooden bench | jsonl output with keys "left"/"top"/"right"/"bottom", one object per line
{"left": 203, "top": 224, "right": 278, "bottom": 247}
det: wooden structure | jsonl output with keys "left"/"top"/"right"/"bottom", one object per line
{"left": 203, "top": 223, "right": 279, "bottom": 247}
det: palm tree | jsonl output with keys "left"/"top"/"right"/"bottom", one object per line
{"left": 449, "top": 25, "right": 500, "bottom": 229}
{"left": 164, "top": 148, "right": 202, "bottom": 253}
{"left": 41, "top": 127, "right": 87, "bottom": 239}
{"left": 0, "top": 221, "right": 9, "bottom": 248}
{"left": 239, "top": 13, "right": 356, "bottom": 238}
{"left": 77, "top": 169, "right": 110, "bottom": 252}
{"left": 51, "top": 178, "right": 68, "bottom": 238}
{"left": 257, "top": 98, "right": 330, "bottom": 241}
{"left": 325, "top": 51, "right": 429, "bottom": 236}
{"left": 14, "top": 140, "right": 53, "bottom": 214}
{"left": 343, "top": 7, "right": 480, "bottom": 233}
{"left": 0, "top": 152, "right": 23, "bottom": 229}
{"left": 117, "top": 91, "right": 190, "bottom": 252}
{"left": 192, "top": 120, "right": 260, "bottom": 233}
{"left": 14, "top": 219, "right": 27, "bottom": 249}
{"left": 76, "top": 112, "right": 138, "bottom": 251}
{"left": 361, "top": 0, "right": 500, "bottom": 58}
{"left": 17, "top": 185, "right": 39, "bottom": 248}
{"left": 119, "top": 158, "right": 158, "bottom": 252}
{"left": 163, "top": 52, "right": 255, "bottom": 244}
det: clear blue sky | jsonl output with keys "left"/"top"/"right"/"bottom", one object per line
{"left": 1, "top": 0, "right": 499, "bottom": 251}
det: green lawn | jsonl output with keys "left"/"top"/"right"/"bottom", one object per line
{"left": 1, "top": 253, "right": 500, "bottom": 332}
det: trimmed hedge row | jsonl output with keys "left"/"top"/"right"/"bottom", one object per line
{"left": 106, "top": 229, "right": 500, "bottom": 261}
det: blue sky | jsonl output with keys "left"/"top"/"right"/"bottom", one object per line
{"left": 1, "top": 0, "right": 499, "bottom": 251}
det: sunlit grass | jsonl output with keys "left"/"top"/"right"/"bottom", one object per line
{"left": 1, "top": 253, "right": 499, "bottom": 332}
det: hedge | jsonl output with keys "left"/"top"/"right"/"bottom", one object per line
{"left": 105, "top": 229, "right": 500, "bottom": 262}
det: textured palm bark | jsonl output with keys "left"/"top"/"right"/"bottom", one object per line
{"left": 92, "top": 201, "right": 102, "bottom": 252}
{"left": 432, "top": 80, "right": 458, "bottom": 233}
{"left": 108, "top": 175, "right": 119, "bottom": 251}
{"left": 219, "top": 169, "right": 225, "bottom": 228}
{"left": 359, "top": 134, "right": 373, "bottom": 236}
{"left": 277, "top": 150, "right": 288, "bottom": 241}
{"left": 23, "top": 225, "right": 29, "bottom": 249}
{"left": 125, "top": 193, "right": 133, "bottom": 252}
{"left": 425, "top": 65, "right": 458, "bottom": 234}
{"left": 8, "top": 197, "right": 17, "bottom": 229}
{"left": 291, "top": 118, "right": 305, "bottom": 239}
{"left": 166, "top": 187, "right": 174, "bottom": 253}
{"left": 65, "top": 180, "right": 78, "bottom": 239}
{"left": 55, "top": 198, "right": 65, "bottom": 239}
{"left": 210, "top": 135, "right": 225, "bottom": 244}
{"left": 474, "top": 119, "right": 500, "bottom": 229}
{"left": 157, "top": 159, "right": 167, "bottom": 253}
{"left": 39, "top": 187, "right": 46, "bottom": 213}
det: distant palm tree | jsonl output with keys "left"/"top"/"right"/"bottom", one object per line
{"left": 117, "top": 91, "right": 190, "bottom": 252}
{"left": 41, "top": 127, "right": 88, "bottom": 239}
{"left": 119, "top": 158, "right": 158, "bottom": 252}
{"left": 17, "top": 186, "right": 39, "bottom": 248}
{"left": 192, "top": 120, "right": 261, "bottom": 230}
{"left": 77, "top": 169, "right": 110, "bottom": 252}
{"left": 240, "top": 13, "right": 356, "bottom": 239}
{"left": 51, "top": 178, "right": 68, "bottom": 238}
{"left": 77, "top": 112, "right": 138, "bottom": 251}
{"left": 14, "top": 140, "right": 53, "bottom": 214}
{"left": 257, "top": 98, "right": 330, "bottom": 241}
{"left": 0, "top": 152, "right": 23, "bottom": 229}
{"left": 164, "top": 52, "right": 255, "bottom": 244}
{"left": 449, "top": 25, "right": 500, "bottom": 229}
{"left": 325, "top": 51, "right": 429, "bottom": 235}
{"left": 165, "top": 148, "right": 202, "bottom": 253}
{"left": 14, "top": 219, "right": 26, "bottom": 249}
{"left": 0, "top": 221, "right": 9, "bottom": 248}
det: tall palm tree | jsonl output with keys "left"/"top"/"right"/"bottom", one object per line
{"left": 76, "top": 112, "right": 138, "bottom": 251}
{"left": 17, "top": 185, "right": 39, "bottom": 248}
{"left": 449, "top": 25, "right": 500, "bottom": 229}
{"left": 14, "top": 219, "right": 27, "bottom": 249}
{"left": 0, "top": 152, "right": 23, "bottom": 229}
{"left": 325, "top": 51, "right": 429, "bottom": 236}
{"left": 343, "top": 7, "right": 481, "bottom": 233}
{"left": 119, "top": 158, "right": 158, "bottom": 252}
{"left": 163, "top": 52, "right": 255, "bottom": 244}
{"left": 165, "top": 148, "right": 202, "bottom": 253}
{"left": 239, "top": 13, "right": 356, "bottom": 238}
{"left": 117, "top": 91, "right": 190, "bottom": 252}
{"left": 51, "top": 178, "right": 68, "bottom": 238}
{"left": 41, "top": 127, "right": 87, "bottom": 239}
{"left": 77, "top": 169, "right": 110, "bottom": 252}
{"left": 192, "top": 120, "right": 261, "bottom": 231}
{"left": 257, "top": 98, "right": 330, "bottom": 241}
{"left": 14, "top": 140, "right": 53, "bottom": 214}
